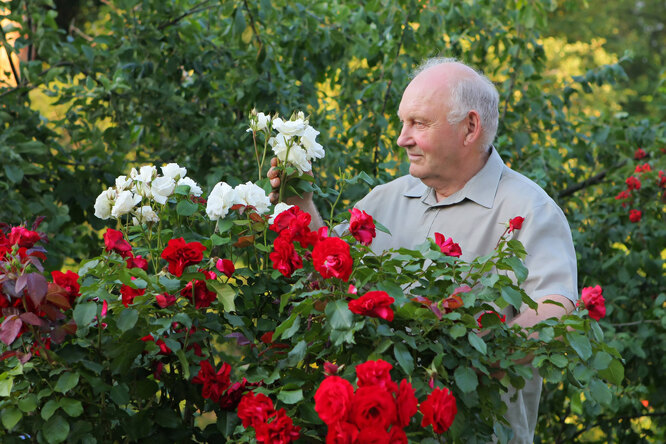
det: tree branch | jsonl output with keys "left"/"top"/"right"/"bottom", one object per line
{"left": 0, "top": 23, "right": 21, "bottom": 85}
{"left": 558, "top": 159, "right": 627, "bottom": 199}
{"left": 611, "top": 320, "right": 661, "bottom": 327}
{"left": 158, "top": 1, "right": 217, "bottom": 31}
{"left": 242, "top": 0, "right": 264, "bottom": 54}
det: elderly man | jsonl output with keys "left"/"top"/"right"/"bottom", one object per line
{"left": 270, "top": 57, "right": 577, "bottom": 443}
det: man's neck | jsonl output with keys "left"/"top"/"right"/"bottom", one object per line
{"left": 433, "top": 147, "right": 492, "bottom": 202}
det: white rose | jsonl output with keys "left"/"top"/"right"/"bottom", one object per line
{"left": 115, "top": 175, "right": 132, "bottom": 191}
{"left": 177, "top": 177, "right": 203, "bottom": 196}
{"left": 247, "top": 111, "right": 272, "bottom": 133}
{"left": 132, "top": 205, "right": 160, "bottom": 225}
{"left": 162, "top": 163, "right": 187, "bottom": 180}
{"left": 301, "top": 125, "right": 325, "bottom": 161}
{"left": 269, "top": 202, "right": 294, "bottom": 224}
{"left": 269, "top": 135, "right": 311, "bottom": 173}
{"left": 111, "top": 190, "right": 141, "bottom": 219}
{"left": 235, "top": 181, "right": 271, "bottom": 214}
{"left": 206, "top": 182, "right": 238, "bottom": 220}
{"left": 272, "top": 117, "right": 307, "bottom": 137}
{"left": 150, "top": 176, "right": 176, "bottom": 204}
{"left": 131, "top": 165, "right": 156, "bottom": 183}
{"left": 94, "top": 188, "right": 116, "bottom": 220}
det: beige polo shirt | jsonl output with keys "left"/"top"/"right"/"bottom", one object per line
{"left": 353, "top": 147, "right": 578, "bottom": 443}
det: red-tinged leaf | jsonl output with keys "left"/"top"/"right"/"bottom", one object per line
{"left": 1, "top": 281, "right": 19, "bottom": 298}
{"left": 42, "top": 304, "right": 66, "bottom": 321}
{"left": 234, "top": 235, "right": 255, "bottom": 248}
{"left": 27, "top": 254, "right": 45, "bottom": 272}
{"left": 18, "top": 352, "right": 32, "bottom": 364}
{"left": 62, "top": 320, "right": 77, "bottom": 335}
{"left": 15, "top": 275, "right": 28, "bottom": 294}
{"left": 0, "top": 315, "right": 22, "bottom": 346}
{"left": 26, "top": 273, "right": 48, "bottom": 306}
{"left": 46, "top": 285, "right": 72, "bottom": 310}
{"left": 51, "top": 326, "right": 66, "bottom": 344}
{"left": 20, "top": 312, "right": 44, "bottom": 326}
{"left": 230, "top": 203, "right": 244, "bottom": 211}
{"left": 249, "top": 212, "right": 264, "bottom": 223}
{"left": 0, "top": 351, "right": 17, "bottom": 361}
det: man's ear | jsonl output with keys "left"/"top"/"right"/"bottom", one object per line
{"left": 463, "top": 110, "right": 482, "bottom": 146}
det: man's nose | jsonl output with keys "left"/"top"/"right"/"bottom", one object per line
{"left": 397, "top": 125, "right": 412, "bottom": 147}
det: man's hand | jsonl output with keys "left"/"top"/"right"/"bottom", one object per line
{"left": 267, "top": 157, "right": 324, "bottom": 230}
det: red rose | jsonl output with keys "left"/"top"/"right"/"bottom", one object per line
{"left": 103, "top": 228, "right": 133, "bottom": 258}
{"left": 350, "top": 385, "right": 397, "bottom": 430}
{"left": 625, "top": 176, "right": 641, "bottom": 190}
{"left": 126, "top": 254, "right": 149, "bottom": 270}
{"left": 634, "top": 148, "right": 647, "bottom": 159}
{"left": 659, "top": 170, "right": 666, "bottom": 188}
{"left": 140, "top": 335, "right": 172, "bottom": 355}
{"left": 270, "top": 206, "right": 317, "bottom": 247}
{"left": 635, "top": 163, "right": 651, "bottom": 173}
{"left": 9, "top": 226, "right": 42, "bottom": 248}
{"left": 348, "top": 291, "right": 394, "bottom": 321}
{"left": 389, "top": 426, "right": 408, "bottom": 444}
{"left": 434, "top": 233, "right": 462, "bottom": 257}
{"left": 180, "top": 271, "right": 217, "bottom": 309}
{"left": 629, "top": 209, "right": 642, "bottom": 223}
{"left": 120, "top": 279, "right": 145, "bottom": 307}
{"left": 254, "top": 408, "right": 301, "bottom": 444}
{"left": 477, "top": 310, "right": 507, "bottom": 328}
{"left": 155, "top": 292, "right": 177, "bottom": 308}
{"left": 237, "top": 391, "right": 276, "bottom": 428}
{"left": 395, "top": 379, "right": 418, "bottom": 428}
{"left": 355, "top": 427, "right": 391, "bottom": 443}
{"left": 356, "top": 359, "right": 398, "bottom": 394}
{"left": 420, "top": 387, "right": 457, "bottom": 433}
{"left": 615, "top": 190, "right": 631, "bottom": 200}
{"left": 325, "top": 421, "right": 359, "bottom": 444}
{"left": 581, "top": 285, "right": 606, "bottom": 321}
{"left": 312, "top": 237, "right": 353, "bottom": 282}
{"left": 315, "top": 376, "right": 355, "bottom": 425}
{"left": 508, "top": 216, "right": 525, "bottom": 233}
{"left": 349, "top": 208, "right": 376, "bottom": 245}
{"left": 192, "top": 360, "right": 232, "bottom": 403}
{"left": 160, "top": 237, "right": 206, "bottom": 277}
{"left": 216, "top": 258, "right": 235, "bottom": 278}
{"left": 269, "top": 234, "right": 303, "bottom": 278}
{"left": 51, "top": 270, "right": 81, "bottom": 304}
{"left": 218, "top": 378, "right": 249, "bottom": 410}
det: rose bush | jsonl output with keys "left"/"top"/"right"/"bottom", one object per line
{"left": 0, "top": 112, "right": 622, "bottom": 443}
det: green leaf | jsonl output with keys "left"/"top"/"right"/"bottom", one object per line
{"left": 326, "top": 299, "right": 353, "bottom": 330}
{"left": 0, "top": 377, "right": 13, "bottom": 397}
{"left": 110, "top": 384, "right": 130, "bottom": 406}
{"left": 277, "top": 389, "right": 303, "bottom": 404}
{"left": 503, "top": 257, "right": 528, "bottom": 282}
{"left": 500, "top": 287, "right": 523, "bottom": 311}
{"left": 454, "top": 366, "right": 478, "bottom": 393}
{"left": 55, "top": 372, "right": 79, "bottom": 394}
{"left": 176, "top": 199, "right": 198, "bottom": 216}
{"left": 538, "top": 326, "right": 555, "bottom": 342}
{"left": 285, "top": 340, "right": 307, "bottom": 367}
{"left": 176, "top": 349, "right": 191, "bottom": 380}
{"left": 4, "top": 164, "right": 24, "bottom": 183}
{"left": 41, "top": 399, "right": 60, "bottom": 420}
{"left": 393, "top": 342, "right": 414, "bottom": 375}
{"left": 73, "top": 302, "right": 97, "bottom": 328}
{"left": 598, "top": 358, "right": 624, "bottom": 385}
{"left": 566, "top": 333, "right": 592, "bottom": 360}
{"left": 549, "top": 354, "right": 568, "bottom": 368}
{"left": 1, "top": 406, "right": 22, "bottom": 430}
{"left": 59, "top": 398, "right": 83, "bottom": 417}
{"left": 116, "top": 308, "right": 139, "bottom": 332}
{"left": 467, "top": 332, "right": 487, "bottom": 355}
{"left": 449, "top": 324, "right": 466, "bottom": 339}
{"left": 18, "top": 394, "right": 37, "bottom": 412}
{"left": 589, "top": 378, "right": 612, "bottom": 405}
{"left": 43, "top": 414, "right": 70, "bottom": 444}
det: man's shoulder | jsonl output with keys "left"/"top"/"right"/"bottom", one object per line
{"left": 498, "top": 165, "right": 560, "bottom": 209}
{"left": 368, "top": 174, "right": 420, "bottom": 194}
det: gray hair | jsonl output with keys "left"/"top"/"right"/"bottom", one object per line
{"left": 413, "top": 57, "right": 500, "bottom": 149}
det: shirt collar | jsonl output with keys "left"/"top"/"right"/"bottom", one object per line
{"left": 403, "top": 146, "right": 504, "bottom": 209}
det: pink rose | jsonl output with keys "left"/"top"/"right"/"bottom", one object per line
{"left": 349, "top": 208, "right": 376, "bottom": 245}
{"left": 581, "top": 285, "right": 606, "bottom": 321}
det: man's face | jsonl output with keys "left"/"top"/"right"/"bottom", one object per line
{"left": 396, "top": 70, "right": 467, "bottom": 190}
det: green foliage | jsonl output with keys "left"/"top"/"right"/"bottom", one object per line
{"left": 1, "top": 0, "right": 664, "bottom": 441}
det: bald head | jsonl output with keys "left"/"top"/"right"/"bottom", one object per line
{"left": 409, "top": 58, "right": 500, "bottom": 149}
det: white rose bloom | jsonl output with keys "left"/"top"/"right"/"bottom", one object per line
{"left": 162, "top": 163, "right": 187, "bottom": 181}
{"left": 272, "top": 117, "right": 307, "bottom": 137}
{"left": 130, "top": 165, "right": 156, "bottom": 183}
{"left": 235, "top": 181, "right": 271, "bottom": 214}
{"left": 269, "top": 135, "right": 310, "bottom": 173}
{"left": 206, "top": 182, "right": 238, "bottom": 220}
{"left": 150, "top": 176, "right": 176, "bottom": 205}
{"left": 115, "top": 175, "right": 132, "bottom": 192}
{"left": 94, "top": 188, "right": 116, "bottom": 220}
{"left": 111, "top": 190, "right": 141, "bottom": 219}
{"left": 132, "top": 205, "right": 160, "bottom": 225}
{"left": 269, "top": 202, "right": 294, "bottom": 224}
{"left": 177, "top": 177, "right": 203, "bottom": 196}
{"left": 256, "top": 112, "right": 271, "bottom": 131}
{"left": 301, "top": 125, "right": 325, "bottom": 161}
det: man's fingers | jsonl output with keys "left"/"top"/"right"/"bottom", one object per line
{"left": 270, "top": 157, "right": 278, "bottom": 167}
{"left": 269, "top": 191, "right": 279, "bottom": 204}
{"left": 270, "top": 177, "right": 280, "bottom": 188}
